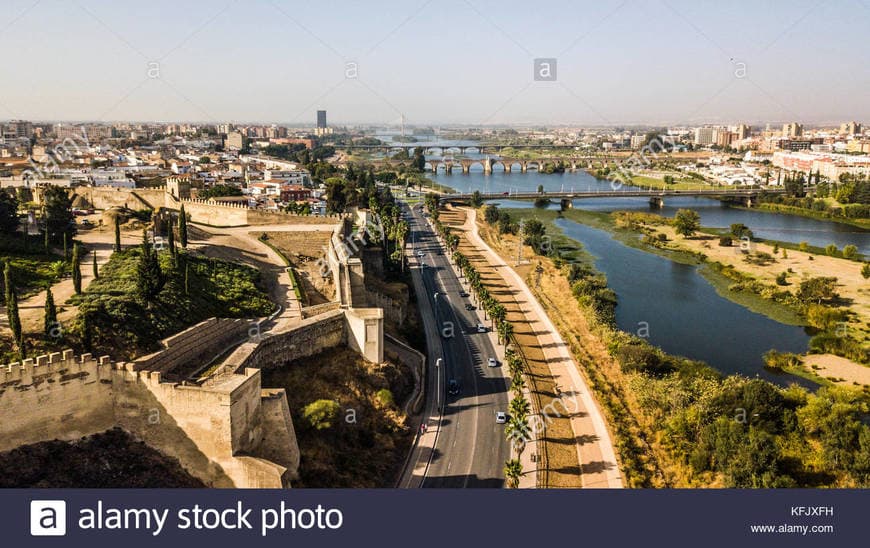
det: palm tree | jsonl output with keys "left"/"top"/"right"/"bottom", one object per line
{"left": 504, "top": 459, "right": 523, "bottom": 489}
{"left": 505, "top": 416, "right": 530, "bottom": 449}
{"left": 510, "top": 395, "right": 530, "bottom": 421}
{"left": 510, "top": 369, "right": 526, "bottom": 395}
{"left": 498, "top": 321, "right": 514, "bottom": 346}
{"left": 491, "top": 303, "right": 506, "bottom": 332}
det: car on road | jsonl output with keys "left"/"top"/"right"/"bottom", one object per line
{"left": 487, "top": 358, "right": 499, "bottom": 368}
{"left": 495, "top": 412, "right": 507, "bottom": 424}
{"left": 459, "top": 291, "right": 469, "bottom": 297}
{"left": 447, "top": 379, "right": 460, "bottom": 396}
{"left": 464, "top": 303, "right": 476, "bottom": 311}
{"left": 476, "top": 324, "right": 487, "bottom": 333}
{"left": 416, "top": 250, "right": 425, "bottom": 257}
{"left": 80, "top": 219, "right": 92, "bottom": 226}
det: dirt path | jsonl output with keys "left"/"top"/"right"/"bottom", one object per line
{"left": 2, "top": 225, "right": 142, "bottom": 338}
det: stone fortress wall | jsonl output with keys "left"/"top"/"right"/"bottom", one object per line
{"left": 1, "top": 184, "right": 398, "bottom": 488}
{"left": 67, "top": 183, "right": 345, "bottom": 227}
{"left": 0, "top": 350, "right": 297, "bottom": 488}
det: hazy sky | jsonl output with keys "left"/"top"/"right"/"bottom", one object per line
{"left": 0, "top": 0, "right": 867, "bottom": 126}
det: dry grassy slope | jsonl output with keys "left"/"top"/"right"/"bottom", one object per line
{"left": 254, "top": 230, "right": 335, "bottom": 305}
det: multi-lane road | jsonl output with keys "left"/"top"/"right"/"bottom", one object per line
{"left": 399, "top": 201, "right": 509, "bottom": 488}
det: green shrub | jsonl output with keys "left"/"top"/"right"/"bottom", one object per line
{"left": 842, "top": 245, "right": 858, "bottom": 260}
{"left": 376, "top": 388, "right": 394, "bottom": 408}
{"left": 303, "top": 399, "right": 341, "bottom": 430}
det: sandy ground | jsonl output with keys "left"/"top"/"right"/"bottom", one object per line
{"left": 651, "top": 223, "right": 869, "bottom": 385}
{"left": 655, "top": 225, "right": 868, "bottom": 328}
{"left": 804, "top": 354, "right": 870, "bottom": 386}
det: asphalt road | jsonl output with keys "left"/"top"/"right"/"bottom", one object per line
{"left": 404, "top": 203, "right": 509, "bottom": 488}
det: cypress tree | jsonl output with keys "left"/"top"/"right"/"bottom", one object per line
{"left": 44, "top": 286, "right": 58, "bottom": 339}
{"left": 136, "top": 229, "right": 163, "bottom": 300}
{"left": 63, "top": 232, "right": 68, "bottom": 261}
{"left": 4, "top": 263, "right": 21, "bottom": 347}
{"left": 44, "top": 225, "right": 49, "bottom": 251}
{"left": 184, "top": 262, "right": 190, "bottom": 295}
{"left": 71, "top": 243, "right": 82, "bottom": 294}
{"left": 114, "top": 215, "right": 121, "bottom": 252}
{"left": 80, "top": 313, "right": 92, "bottom": 352}
{"left": 179, "top": 204, "right": 188, "bottom": 248}
{"left": 92, "top": 252, "right": 99, "bottom": 279}
{"left": 167, "top": 217, "right": 177, "bottom": 258}
{"left": 17, "top": 330, "right": 26, "bottom": 361}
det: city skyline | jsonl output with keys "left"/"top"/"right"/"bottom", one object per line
{"left": 0, "top": 0, "right": 868, "bottom": 125}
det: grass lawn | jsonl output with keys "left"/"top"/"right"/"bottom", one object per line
{"left": 0, "top": 233, "right": 67, "bottom": 299}
{"left": 69, "top": 248, "right": 274, "bottom": 359}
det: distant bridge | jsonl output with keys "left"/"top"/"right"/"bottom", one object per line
{"left": 442, "top": 187, "right": 790, "bottom": 208}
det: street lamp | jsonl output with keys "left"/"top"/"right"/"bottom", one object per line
{"left": 435, "top": 358, "right": 443, "bottom": 412}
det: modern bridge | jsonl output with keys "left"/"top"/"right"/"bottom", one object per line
{"left": 442, "top": 187, "right": 791, "bottom": 208}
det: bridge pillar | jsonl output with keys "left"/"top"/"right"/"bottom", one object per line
{"left": 430, "top": 161, "right": 439, "bottom": 174}
{"left": 521, "top": 161, "right": 527, "bottom": 173}
{"left": 483, "top": 157, "right": 492, "bottom": 174}
{"left": 504, "top": 163, "right": 512, "bottom": 174}
{"left": 461, "top": 161, "right": 471, "bottom": 174}
{"left": 743, "top": 197, "right": 753, "bottom": 207}
{"left": 649, "top": 196, "right": 664, "bottom": 208}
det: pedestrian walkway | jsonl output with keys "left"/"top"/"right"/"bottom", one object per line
{"left": 461, "top": 207, "right": 622, "bottom": 489}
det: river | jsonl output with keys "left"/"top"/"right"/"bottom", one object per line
{"left": 376, "top": 137, "right": 864, "bottom": 384}
{"left": 429, "top": 168, "right": 869, "bottom": 254}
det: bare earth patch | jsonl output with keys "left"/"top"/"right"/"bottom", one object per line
{"left": 804, "top": 354, "right": 870, "bottom": 387}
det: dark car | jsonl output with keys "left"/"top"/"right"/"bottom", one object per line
{"left": 447, "top": 379, "right": 460, "bottom": 396}
{"left": 459, "top": 291, "right": 469, "bottom": 298}
{"left": 465, "top": 303, "right": 476, "bottom": 311}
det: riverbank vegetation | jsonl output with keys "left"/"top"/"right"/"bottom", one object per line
{"left": 475, "top": 203, "right": 870, "bottom": 488}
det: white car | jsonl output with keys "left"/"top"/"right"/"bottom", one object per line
{"left": 416, "top": 250, "right": 425, "bottom": 257}
{"left": 476, "top": 324, "right": 487, "bottom": 333}
{"left": 495, "top": 412, "right": 507, "bottom": 424}
{"left": 487, "top": 358, "right": 499, "bottom": 367}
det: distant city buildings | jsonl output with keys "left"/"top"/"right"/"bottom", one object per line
{"left": 314, "top": 109, "right": 333, "bottom": 136}
{"left": 772, "top": 150, "right": 870, "bottom": 180}
{"left": 226, "top": 131, "right": 245, "bottom": 150}
{"left": 782, "top": 122, "right": 803, "bottom": 138}
{"left": 840, "top": 121, "right": 862, "bottom": 136}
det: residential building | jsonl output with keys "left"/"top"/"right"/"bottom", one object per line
{"left": 782, "top": 122, "right": 803, "bottom": 138}
{"left": 839, "top": 121, "right": 862, "bottom": 136}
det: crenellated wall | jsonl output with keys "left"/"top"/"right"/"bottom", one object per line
{"left": 134, "top": 317, "right": 252, "bottom": 376}
{"left": 0, "top": 350, "right": 115, "bottom": 451}
{"left": 0, "top": 351, "right": 299, "bottom": 489}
